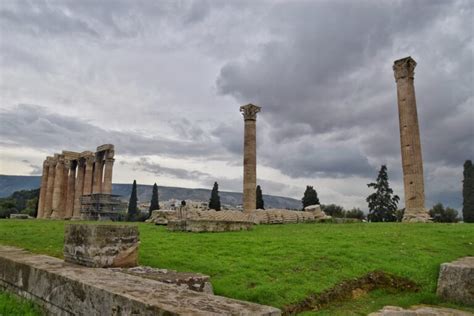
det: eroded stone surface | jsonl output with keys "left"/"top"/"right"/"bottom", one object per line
{"left": 168, "top": 219, "right": 253, "bottom": 232}
{"left": 111, "top": 266, "right": 214, "bottom": 294}
{"left": 64, "top": 224, "right": 139, "bottom": 268}
{"left": 240, "top": 103, "right": 261, "bottom": 213}
{"left": 369, "top": 305, "right": 473, "bottom": 315}
{"left": 0, "top": 245, "right": 281, "bottom": 315}
{"left": 146, "top": 209, "right": 178, "bottom": 225}
{"left": 437, "top": 257, "right": 474, "bottom": 305}
{"left": 304, "top": 204, "right": 331, "bottom": 220}
{"left": 393, "top": 57, "right": 429, "bottom": 222}
{"left": 252, "top": 209, "right": 316, "bottom": 224}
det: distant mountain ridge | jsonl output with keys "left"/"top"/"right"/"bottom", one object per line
{"left": 0, "top": 175, "right": 300, "bottom": 209}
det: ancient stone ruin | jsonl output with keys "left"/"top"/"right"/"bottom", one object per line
{"left": 240, "top": 103, "right": 261, "bottom": 213}
{"left": 64, "top": 224, "right": 139, "bottom": 268}
{"left": 437, "top": 256, "right": 473, "bottom": 305}
{"left": 393, "top": 57, "right": 430, "bottom": 222}
{"left": 36, "top": 144, "right": 122, "bottom": 220}
{"left": 0, "top": 224, "right": 281, "bottom": 315}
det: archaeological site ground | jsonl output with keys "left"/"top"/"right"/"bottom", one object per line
{"left": 1, "top": 1, "right": 473, "bottom": 315}
{"left": 0, "top": 220, "right": 473, "bottom": 315}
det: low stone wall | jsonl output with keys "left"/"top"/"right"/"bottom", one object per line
{"left": 64, "top": 224, "right": 139, "bottom": 268}
{"left": 111, "top": 266, "right": 213, "bottom": 294}
{"left": 437, "top": 256, "right": 473, "bottom": 305}
{"left": 0, "top": 245, "right": 281, "bottom": 315}
{"left": 168, "top": 219, "right": 253, "bottom": 232}
{"left": 252, "top": 209, "right": 317, "bottom": 224}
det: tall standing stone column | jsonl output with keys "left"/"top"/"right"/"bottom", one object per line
{"left": 83, "top": 154, "right": 94, "bottom": 196}
{"left": 51, "top": 156, "right": 65, "bottom": 219}
{"left": 240, "top": 104, "right": 261, "bottom": 213}
{"left": 393, "top": 56, "right": 429, "bottom": 222}
{"left": 64, "top": 160, "right": 76, "bottom": 219}
{"left": 73, "top": 159, "right": 85, "bottom": 219}
{"left": 103, "top": 149, "right": 115, "bottom": 195}
{"left": 37, "top": 159, "right": 49, "bottom": 218}
{"left": 92, "top": 153, "right": 104, "bottom": 194}
{"left": 44, "top": 157, "right": 56, "bottom": 218}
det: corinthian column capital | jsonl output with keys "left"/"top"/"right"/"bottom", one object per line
{"left": 240, "top": 104, "right": 261, "bottom": 121}
{"left": 393, "top": 56, "right": 417, "bottom": 81}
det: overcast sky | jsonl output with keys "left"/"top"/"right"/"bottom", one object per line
{"left": 0, "top": 0, "right": 472, "bottom": 210}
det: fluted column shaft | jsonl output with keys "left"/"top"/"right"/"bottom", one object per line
{"left": 240, "top": 104, "right": 261, "bottom": 213}
{"left": 51, "top": 157, "right": 65, "bottom": 218}
{"left": 83, "top": 156, "right": 94, "bottom": 195}
{"left": 103, "top": 158, "right": 114, "bottom": 194}
{"left": 73, "top": 160, "right": 85, "bottom": 219}
{"left": 393, "top": 57, "right": 427, "bottom": 222}
{"left": 37, "top": 160, "right": 49, "bottom": 218}
{"left": 65, "top": 161, "right": 76, "bottom": 219}
{"left": 44, "top": 159, "right": 56, "bottom": 218}
{"left": 92, "top": 154, "right": 103, "bottom": 194}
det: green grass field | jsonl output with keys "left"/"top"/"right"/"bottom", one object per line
{"left": 0, "top": 220, "right": 473, "bottom": 315}
{"left": 0, "top": 290, "right": 43, "bottom": 315}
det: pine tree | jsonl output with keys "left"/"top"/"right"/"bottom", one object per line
{"left": 463, "top": 160, "right": 474, "bottom": 223}
{"left": 256, "top": 185, "right": 265, "bottom": 209}
{"left": 148, "top": 183, "right": 160, "bottom": 217}
{"left": 208, "top": 182, "right": 221, "bottom": 211}
{"left": 128, "top": 180, "right": 138, "bottom": 220}
{"left": 366, "top": 165, "right": 400, "bottom": 222}
{"left": 302, "top": 186, "right": 320, "bottom": 209}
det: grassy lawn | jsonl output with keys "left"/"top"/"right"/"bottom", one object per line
{"left": 0, "top": 291, "right": 43, "bottom": 316}
{"left": 0, "top": 220, "right": 473, "bottom": 315}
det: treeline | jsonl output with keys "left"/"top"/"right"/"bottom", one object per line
{"left": 0, "top": 189, "right": 39, "bottom": 218}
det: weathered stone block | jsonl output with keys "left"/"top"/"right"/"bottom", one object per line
{"left": 437, "top": 257, "right": 474, "bottom": 305}
{"left": 146, "top": 209, "right": 178, "bottom": 225}
{"left": 64, "top": 224, "right": 139, "bottom": 268}
{"left": 0, "top": 246, "right": 281, "bottom": 315}
{"left": 111, "top": 266, "right": 214, "bottom": 294}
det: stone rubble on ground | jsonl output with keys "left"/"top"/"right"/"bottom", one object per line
{"left": 369, "top": 305, "right": 473, "bottom": 316}
{"left": 437, "top": 256, "right": 474, "bottom": 305}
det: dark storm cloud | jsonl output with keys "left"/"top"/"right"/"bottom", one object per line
{"left": 216, "top": 0, "right": 473, "bottom": 181}
{"left": 0, "top": 0, "right": 229, "bottom": 43}
{"left": 134, "top": 157, "right": 211, "bottom": 179}
{"left": 0, "top": 0, "right": 471, "bottom": 209}
{"left": 0, "top": 104, "right": 231, "bottom": 159}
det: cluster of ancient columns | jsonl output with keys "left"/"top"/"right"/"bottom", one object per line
{"left": 37, "top": 144, "right": 115, "bottom": 219}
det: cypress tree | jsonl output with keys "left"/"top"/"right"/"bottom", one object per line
{"left": 256, "top": 185, "right": 265, "bottom": 209}
{"left": 463, "top": 160, "right": 474, "bottom": 223}
{"left": 366, "top": 165, "right": 399, "bottom": 222}
{"left": 128, "top": 180, "right": 138, "bottom": 220}
{"left": 208, "top": 182, "right": 221, "bottom": 211}
{"left": 302, "top": 185, "right": 320, "bottom": 209}
{"left": 148, "top": 183, "right": 160, "bottom": 217}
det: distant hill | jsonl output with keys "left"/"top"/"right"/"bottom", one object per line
{"left": 0, "top": 175, "right": 41, "bottom": 197}
{"left": 0, "top": 175, "right": 300, "bottom": 209}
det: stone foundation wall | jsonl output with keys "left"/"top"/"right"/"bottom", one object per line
{"left": 149, "top": 209, "right": 324, "bottom": 227}
{"left": 0, "top": 246, "right": 281, "bottom": 315}
{"left": 168, "top": 219, "right": 253, "bottom": 232}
